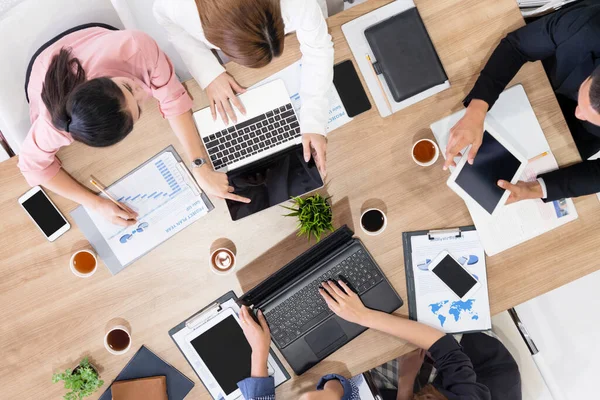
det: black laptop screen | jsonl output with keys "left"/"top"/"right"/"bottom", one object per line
{"left": 225, "top": 144, "right": 324, "bottom": 221}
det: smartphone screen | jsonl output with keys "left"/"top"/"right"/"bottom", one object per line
{"left": 21, "top": 191, "right": 68, "bottom": 237}
{"left": 432, "top": 255, "right": 478, "bottom": 298}
{"left": 333, "top": 60, "right": 371, "bottom": 118}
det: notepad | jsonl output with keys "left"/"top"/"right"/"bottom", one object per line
{"left": 71, "top": 146, "right": 214, "bottom": 274}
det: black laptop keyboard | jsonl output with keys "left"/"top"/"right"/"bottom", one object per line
{"left": 202, "top": 103, "right": 301, "bottom": 170}
{"left": 265, "top": 248, "right": 384, "bottom": 348}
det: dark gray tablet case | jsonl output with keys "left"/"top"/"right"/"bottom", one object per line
{"left": 365, "top": 7, "right": 448, "bottom": 103}
{"left": 98, "top": 345, "right": 194, "bottom": 400}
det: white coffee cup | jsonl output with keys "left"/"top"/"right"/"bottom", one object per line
{"left": 104, "top": 325, "right": 132, "bottom": 355}
{"left": 411, "top": 138, "right": 440, "bottom": 167}
{"left": 360, "top": 208, "right": 388, "bottom": 236}
{"left": 69, "top": 249, "right": 98, "bottom": 278}
{"left": 210, "top": 248, "right": 236, "bottom": 275}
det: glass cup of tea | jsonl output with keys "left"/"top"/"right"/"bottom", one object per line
{"left": 210, "top": 248, "right": 236, "bottom": 275}
{"left": 104, "top": 325, "right": 132, "bottom": 355}
{"left": 360, "top": 208, "right": 388, "bottom": 236}
{"left": 70, "top": 249, "right": 98, "bottom": 278}
{"left": 411, "top": 138, "right": 440, "bottom": 167}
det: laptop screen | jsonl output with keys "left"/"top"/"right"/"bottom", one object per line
{"left": 225, "top": 144, "right": 324, "bottom": 221}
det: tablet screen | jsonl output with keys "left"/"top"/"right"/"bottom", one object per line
{"left": 190, "top": 315, "right": 252, "bottom": 395}
{"left": 455, "top": 131, "right": 522, "bottom": 214}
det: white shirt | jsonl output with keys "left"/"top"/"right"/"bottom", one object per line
{"left": 154, "top": 0, "right": 334, "bottom": 136}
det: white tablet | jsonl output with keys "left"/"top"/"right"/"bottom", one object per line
{"left": 184, "top": 308, "right": 270, "bottom": 400}
{"left": 446, "top": 121, "right": 527, "bottom": 215}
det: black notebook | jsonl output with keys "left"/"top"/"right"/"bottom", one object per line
{"left": 98, "top": 346, "right": 194, "bottom": 400}
{"left": 365, "top": 7, "right": 448, "bottom": 103}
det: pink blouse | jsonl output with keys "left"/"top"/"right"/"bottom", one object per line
{"left": 18, "top": 28, "right": 193, "bottom": 186}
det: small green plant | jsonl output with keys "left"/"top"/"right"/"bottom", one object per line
{"left": 283, "top": 194, "right": 334, "bottom": 242}
{"left": 52, "top": 357, "right": 104, "bottom": 400}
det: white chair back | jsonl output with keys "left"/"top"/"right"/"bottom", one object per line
{"left": 0, "top": 0, "right": 123, "bottom": 154}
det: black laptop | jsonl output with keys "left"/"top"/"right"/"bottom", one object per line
{"left": 239, "top": 225, "right": 403, "bottom": 375}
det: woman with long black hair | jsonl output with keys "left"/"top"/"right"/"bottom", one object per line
{"left": 19, "top": 26, "right": 249, "bottom": 226}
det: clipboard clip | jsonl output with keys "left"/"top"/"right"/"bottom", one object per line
{"left": 428, "top": 228, "right": 462, "bottom": 241}
{"left": 185, "top": 302, "right": 222, "bottom": 330}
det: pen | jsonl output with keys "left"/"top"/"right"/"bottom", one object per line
{"left": 528, "top": 151, "right": 549, "bottom": 163}
{"left": 89, "top": 175, "right": 136, "bottom": 216}
{"left": 365, "top": 54, "right": 393, "bottom": 114}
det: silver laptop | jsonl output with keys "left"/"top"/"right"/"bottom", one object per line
{"left": 193, "top": 79, "right": 302, "bottom": 172}
{"left": 193, "top": 79, "right": 323, "bottom": 221}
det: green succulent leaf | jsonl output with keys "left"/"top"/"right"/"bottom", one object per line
{"left": 52, "top": 357, "right": 104, "bottom": 400}
{"left": 282, "top": 194, "right": 334, "bottom": 243}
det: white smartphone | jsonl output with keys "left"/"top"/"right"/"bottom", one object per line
{"left": 446, "top": 119, "right": 527, "bottom": 216}
{"left": 18, "top": 186, "right": 70, "bottom": 241}
{"left": 428, "top": 250, "right": 481, "bottom": 301}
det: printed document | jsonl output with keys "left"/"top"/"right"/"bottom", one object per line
{"left": 410, "top": 230, "right": 491, "bottom": 333}
{"left": 85, "top": 151, "right": 209, "bottom": 266}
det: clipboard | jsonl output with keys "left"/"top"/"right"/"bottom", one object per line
{"left": 402, "top": 226, "right": 491, "bottom": 333}
{"left": 71, "top": 145, "right": 214, "bottom": 275}
{"left": 169, "top": 291, "right": 290, "bottom": 400}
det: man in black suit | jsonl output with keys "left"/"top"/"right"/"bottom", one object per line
{"left": 445, "top": 1, "right": 600, "bottom": 203}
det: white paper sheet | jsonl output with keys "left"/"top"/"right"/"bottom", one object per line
{"left": 467, "top": 153, "right": 578, "bottom": 256}
{"left": 250, "top": 60, "right": 352, "bottom": 133}
{"left": 85, "top": 152, "right": 209, "bottom": 265}
{"left": 411, "top": 230, "right": 491, "bottom": 333}
{"left": 430, "top": 85, "right": 579, "bottom": 256}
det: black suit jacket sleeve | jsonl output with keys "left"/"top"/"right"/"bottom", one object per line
{"left": 464, "top": 8, "right": 576, "bottom": 109}
{"left": 539, "top": 159, "right": 600, "bottom": 201}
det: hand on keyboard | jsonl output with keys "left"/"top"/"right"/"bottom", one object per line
{"left": 302, "top": 133, "right": 327, "bottom": 177}
{"left": 319, "top": 280, "right": 372, "bottom": 326}
{"left": 193, "top": 165, "right": 250, "bottom": 203}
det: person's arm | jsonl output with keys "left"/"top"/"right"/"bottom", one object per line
{"left": 444, "top": 7, "right": 577, "bottom": 169}
{"left": 319, "top": 281, "right": 443, "bottom": 349}
{"left": 237, "top": 306, "right": 275, "bottom": 400}
{"left": 18, "top": 120, "right": 137, "bottom": 226}
{"left": 153, "top": 0, "right": 225, "bottom": 90}
{"left": 537, "top": 159, "right": 600, "bottom": 201}
{"left": 167, "top": 111, "right": 249, "bottom": 203}
{"left": 153, "top": 0, "right": 246, "bottom": 125}
{"left": 319, "top": 281, "right": 491, "bottom": 399}
{"left": 133, "top": 30, "right": 249, "bottom": 203}
{"left": 287, "top": 0, "right": 333, "bottom": 176}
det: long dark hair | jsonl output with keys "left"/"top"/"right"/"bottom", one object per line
{"left": 196, "top": 0, "right": 285, "bottom": 68}
{"left": 41, "top": 48, "right": 134, "bottom": 147}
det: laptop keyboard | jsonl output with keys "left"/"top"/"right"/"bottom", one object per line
{"left": 265, "top": 248, "right": 384, "bottom": 349}
{"left": 202, "top": 103, "right": 301, "bottom": 170}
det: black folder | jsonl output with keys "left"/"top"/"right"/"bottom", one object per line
{"left": 98, "top": 345, "right": 194, "bottom": 400}
{"left": 365, "top": 7, "right": 448, "bottom": 103}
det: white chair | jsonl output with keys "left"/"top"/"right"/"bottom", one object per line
{"left": 0, "top": 0, "right": 124, "bottom": 155}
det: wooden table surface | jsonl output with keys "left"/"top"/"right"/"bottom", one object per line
{"left": 1, "top": 0, "right": 599, "bottom": 398}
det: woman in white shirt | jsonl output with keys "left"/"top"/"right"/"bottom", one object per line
{"left": 154, "top": 0, "right": 333, "bottom": 175}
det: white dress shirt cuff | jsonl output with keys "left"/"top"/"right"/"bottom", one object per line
{"left": 300, "top": 118, "right": 327, "bottom": 137}
{"left": 196, "top": 62, "right": 226, "bottom": 90}
{"left": 537, "top": 178, "right": 548, "bottom": 199}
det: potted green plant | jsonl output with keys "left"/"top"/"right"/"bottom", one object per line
{"left": 52, "top": 357, "right": 104, "bottom": 400}
{"left": 283, "top": 194, "right": 334, "bottom": 242}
